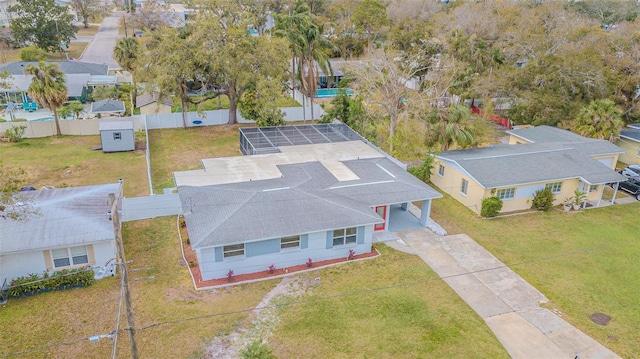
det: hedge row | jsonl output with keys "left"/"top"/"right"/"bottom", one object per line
{"left": 8, "top": 267, "right": 96, "bottom": 297}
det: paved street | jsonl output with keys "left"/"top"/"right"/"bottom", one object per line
{"left": 78, "top": 13, "right": 121, "bottom": 68}
{"left": 397, "top": 229, "right": 620, "bottom": 359}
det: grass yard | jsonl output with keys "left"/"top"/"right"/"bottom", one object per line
{"left": 270, "top": 244, "right": 509, "bottom": 358}
{"left": 431, "top": 192, "right": 640, "bottom": 357}
{"left": 148, "top": 124, "right": 249, "bottom": 193}
{"left": 75, "top": 24, "right": 100, "bottom": 37}
{"left": 0, "top": 136, "right": 148, "bottom": 197}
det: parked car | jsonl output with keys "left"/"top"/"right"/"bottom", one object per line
{"left": 617, "top": 176, "right": 640, "bottom": 200}
{"left": 620, "top": 165, "right": 640, "bottom": 177}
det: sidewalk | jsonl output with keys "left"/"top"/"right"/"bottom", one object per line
{"left": 398, "top": 228, "right": 620, "bottom": 359}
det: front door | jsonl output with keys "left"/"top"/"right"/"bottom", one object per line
{"left": 374, "top": 205, "right": 386, "bottom": 231}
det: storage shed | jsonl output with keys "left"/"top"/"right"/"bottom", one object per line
{"left": 100, "top": 120, "right": 135, "bottom": 152}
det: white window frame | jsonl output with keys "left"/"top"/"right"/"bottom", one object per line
{"left": 460, "top": 179, "right": 468, "bottom": 195}
{"left": 52, "top": 246, "right": 89, "bottom": 268}
{"left": 280, "top": 235, "right": 300, "bottom": 250}
{"left": 113, "top": 132, "right": 122, "bottom": 140}
{"left": 223, "top": 244, "right": 245, "bottom": 258}
{"left": 496, "top": 188, "right": 515, "bottom": 200}
{"left": 333, "top": 228, "right": 357, "bottom": 247}
{"left": 438, "top": 165, "right": 445, "bottom": 177}
{"left": 545, "top": 182, "right": 562, "bottom": 194}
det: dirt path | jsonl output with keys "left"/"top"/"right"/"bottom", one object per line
{"left": 205, "top": 274, "right": 318, "bottom": 358}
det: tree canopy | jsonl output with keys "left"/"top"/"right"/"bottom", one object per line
{"left": 9, "top": 0, "right": 77, "bottom": 52}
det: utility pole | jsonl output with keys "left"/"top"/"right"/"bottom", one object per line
{"left": 109, "top": 184, "right": 139, "bottom": 359}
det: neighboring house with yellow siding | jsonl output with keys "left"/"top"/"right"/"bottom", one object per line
{"left": 431, "top": 126, "right": 627, "bottom": 214}
{"left": 0, "top": 183, "right": 121, "bottom": 283}
{"left": 616, "top": 123, "right": 640, "bottom": 165}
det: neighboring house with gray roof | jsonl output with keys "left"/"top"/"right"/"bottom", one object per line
{"left": 0, "top": 61, "right": 116, "bottom": 104}
{"left": 0, "top": 183, "right": 122, "bottom": 283}
{"left": 174, "top": 126, "right": 441, "bottom": 281}
{"left": 431, "top": 126, "right": 627, "bottom": 214}
{"left": 91, "top": 99, "right": 126, "bottom": 116}
{"left": 616, "top": 123, "right": 640, "bottom": 165}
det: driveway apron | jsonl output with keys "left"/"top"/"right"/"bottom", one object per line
{"left": 399, "top": 228, "right": 620, "bottom": 359}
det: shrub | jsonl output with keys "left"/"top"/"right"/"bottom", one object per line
{"left": 12, "top": 118, "right": 28, "bottom": 122}
{"left": 480, "top": 196, "right": 503, "bottom": 218}
{"left": 182, "top": 235, "right": 190, "bottom": 245}
{"left": 4, "top": 125, "right": 27, "bottom": 142}
{"left": 532, "top": 187, "right": 555, "bottom": 211}
{"left": 226, "top": 269, "right": 234, "bottom": 282}
{"left": 348, "top": 249, "right": 355, "bottom": 260}
{"left": 19, "top": 45, "right": 47, "bottom": 61}
{"left": 8, "top": 267, "right": 95, "bottom": 297}
{"left": 408, "top": 155, "right": 435, "bottom": 182}
{"left": 240, "top": 340, "right": 276, "bottom": 359}
{"left": 306, "top": 258, "right": 313, "bottom": 268}
{"left": 268, "top": 264, "right": 276, "bottom": 274}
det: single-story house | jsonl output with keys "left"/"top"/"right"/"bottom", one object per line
{"left": 616, "top": 123, "right": 640, "bottom": 165}
{"left": 174, "top": 124, "right": 442, "bottom": 280}
{"left": 136, "top": 92, "right": 173, "bottom": 114}
{"left": 91, "top": 99, "right": 126, "bottom": 117}
{"left": 100, "top": 120, "right": 135, "bottom": 152}
{"left": 0, "top": 61, "right": 116, "bottom": 104}
{"left": 431, "top": 126, "right": 627, "bottom": 214}
{"left": 0, "top": 183, "right": 122, "bottom": 283}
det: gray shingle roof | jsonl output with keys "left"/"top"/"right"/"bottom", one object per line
{"left": 506, "top": 125, "right": 592, "bottom": 143}
{"left": 437, "top": 142, "right": 626, "bottom": 188}
{"left": 179, "top": 158, "right": 441, "bottom": 249}
{"left": 0, "top": 61, "right": 109, "bottom": 75}
{"left": 99, "top": 120, "right": 134, "bottom": 131}
{"left": 0, "top": 183, "right": 120, "bottom": 254}
{"left": 620, "top": 129, "right": 640, "bottom": 142}
{"left": 91, "top": 99, "right": 126, "bottom": 114}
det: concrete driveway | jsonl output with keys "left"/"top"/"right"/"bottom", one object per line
{"left": 397, "top": 228, "right": 620, "bottom": 359}
{"left": 78, "top": 13, "right": 121, "bottom": 68}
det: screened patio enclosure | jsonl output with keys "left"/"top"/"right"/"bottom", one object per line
{"left": 239, "top": 123, "right": 365, "bottom": 155}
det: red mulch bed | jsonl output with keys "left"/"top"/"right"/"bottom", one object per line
{"left": 180, "top": 225, "right": 379, "bottom": 289}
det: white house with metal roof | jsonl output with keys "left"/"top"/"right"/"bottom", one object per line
{"left": 431, "top": 126, "right": 627, "bottom": 214}
{"left": 174, "top": 124, "right": 442, "bottom": 281}
{"left": 0, "top": 183, "right": 122, "bottom": 283}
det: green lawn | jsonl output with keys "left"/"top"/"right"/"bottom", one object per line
{"left": 431, "top": 191, "right": 640, "bottom": 358}
{"left": 0, "top": 135, "right": 148, "bottom": 197}
{"left": 270, "top": 244, "right": 508, "bottom": 358}
{"left": 148, "top": 124, "right": 249, "bottom": 193}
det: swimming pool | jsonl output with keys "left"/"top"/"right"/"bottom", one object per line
{"left": 314, "top": 88, "right": 353, "bottom": 98}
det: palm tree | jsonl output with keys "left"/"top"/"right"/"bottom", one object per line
{"left": 114, "top": 37, "right": 140, "bottom": 72}
{"left": 573, "top": 99, "right": 624, "bottom": 142}
{"left": 426, "top": 104, "right": 475, "bottom": 151}
{"left": 275, "top": 1, "right": 313, "bottom": 118}
{"left": 25, "top": 61, "right": 67, "bottom": 136}
{"left": 298, "top": 22, "right": 333, "bottom": 122}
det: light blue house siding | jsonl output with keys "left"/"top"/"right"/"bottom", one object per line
{"left": 197, "top": 225, "right": 373, "bottom": 281}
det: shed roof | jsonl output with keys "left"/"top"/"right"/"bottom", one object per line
{"left": 0, "top": 183, "right": 121, "bottom": 254}
{"left": 506, "top": 125, "right": 592, "bottom": 144}
{"left": 437, "top": 142, "right": 626, "bottom": 188}
{"left": 135, "top": 92, "right": 173, "bottom": 107}
{"left": 99, "top": 120, "right": 134, "bottom": 131}
{"left": 179, "top": 157, "right": 441, "bottom": 249}
{"left": 91, "top": 99, "right": 126, "bottom": 114}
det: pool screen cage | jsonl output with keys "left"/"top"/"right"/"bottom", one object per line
{"left": 239, "top": 123, "right": 365, "bottom": 155}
